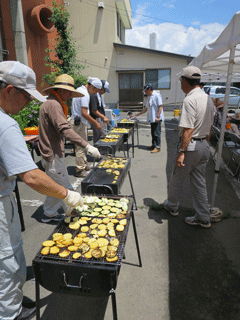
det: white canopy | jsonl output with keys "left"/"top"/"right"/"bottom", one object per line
{"left": 186, "top": 11, "right": 240, "bottom": 208}
{"left": 189, "top": 11, "right": 240, "bottom": 77}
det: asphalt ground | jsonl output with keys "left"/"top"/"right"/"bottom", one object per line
{"left": 18, "top": 111, "right": 240, "bottom": 320}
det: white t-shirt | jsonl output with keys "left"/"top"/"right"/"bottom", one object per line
{"left": 146, "top": 91, "right": 164, "bottom": 123}
{"left": 71, "top": 85, "right": 90, "bottom": 126}
{"left": 179, "top": 87, "right": 215, "bottom": 138}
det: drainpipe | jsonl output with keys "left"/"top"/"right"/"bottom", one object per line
{"left": 9, "top": 0, "right": 28, "bottom": 65}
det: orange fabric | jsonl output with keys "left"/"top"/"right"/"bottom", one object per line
{"left": 52, "top": 91, "right": 68, "bottom": 118}
{"left": 226, "top": 123, "right": 232, "bottom": 130}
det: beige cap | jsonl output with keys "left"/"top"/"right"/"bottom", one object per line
{"left": 182, "top": 66, "right": 201, "bottom": 79}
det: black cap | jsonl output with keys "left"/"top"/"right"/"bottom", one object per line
{"left": 143, "top": 83, "right": 153, "bottom": 92}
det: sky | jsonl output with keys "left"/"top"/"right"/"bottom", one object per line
{"left": 125, "top": 0, "right": 239, "bottom": 57}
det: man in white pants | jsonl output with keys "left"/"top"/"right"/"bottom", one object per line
{"left": 0, "top": 61, "right": 85, "bottom": 320}
{"left": 164, "top": 66, "right": 215, "bottom": 228}
{"left": 71, "top": 77, "right": 102, "bottom": 177}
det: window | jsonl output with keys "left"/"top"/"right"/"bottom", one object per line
{"left": 230, "top": 88, "right": 240, "bottom": 96}
{"left": 145, "top": 69, "right": 171, "bottom": 89}
{"left": 216, "top": 87, "right": 226, "bottom": 94}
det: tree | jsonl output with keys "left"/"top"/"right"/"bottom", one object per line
{"left": 43, "top": 0, "right": 87, "bottom": 88}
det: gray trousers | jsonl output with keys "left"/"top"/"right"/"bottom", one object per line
{"left": 70, "top": 119, "right": 88, "bottom": 172}
{"left": 167, "top": 140, "right": 211, "bottom": 221}
{"left": 93, "top": 118, "right": 107, "bottom": 144}
{"left": 0, "top": 247, "right": 26, "bottom": 320}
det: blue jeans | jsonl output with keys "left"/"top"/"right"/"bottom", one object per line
{"left": 151, "top": 120, "right": 162, "bottom": 148}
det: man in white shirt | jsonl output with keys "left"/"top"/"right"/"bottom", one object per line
{"left": 135, "top": 84, "right": 164, "bottom": 153}
{"left": 164, "top": 66, "right": 215, "bottom": 228}
{"left": 71, "top": 77, "right": 102, "bottom": 177}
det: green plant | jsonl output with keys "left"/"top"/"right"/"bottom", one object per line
{"left": 10, "top": 101, "right": 41, "bottom": 134}
{"left": 43, "top": 1, "right": 87, "bottom": 88}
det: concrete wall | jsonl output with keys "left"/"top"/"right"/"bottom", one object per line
{"left": 67, "top": 0, "right": 117, "bottom": 82}
{"left": 66, "top": 0, "right": 190, "bottom": 108}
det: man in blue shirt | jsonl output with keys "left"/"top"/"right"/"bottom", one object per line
{"left": 135, "top": 84, "right": 164, "bottom": 153}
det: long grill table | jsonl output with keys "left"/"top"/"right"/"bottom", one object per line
{"left": 81, "top": 158, "right": 131, "bottom": 195}
{"left": 95, "top": 134, "right": 124, "bottom": 157}
{"left": 81, "top": 157, "right": 137, "bottom": 209}
{"left": 117, "top": 119, "right": 139, "bottom": 153}
{"left": 32, "top": 196, "right": 142, "bottom": 320}
{"left": 109, "top": 127, "right": 134, "bottom": 157}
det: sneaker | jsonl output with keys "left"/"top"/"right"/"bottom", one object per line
{"left": 85, "top": 164, "right": 94, "bottom": 171}
{"left": 41, "top": 213, "right": 64, "bottom": 223}
{"left": 185, "top": 216, "right": 211, "bottom": 228}
{"left": 75, "top": 170, "right": 90, "bottom": 178}
{"left": 163, "top": 200, "right": 179, "bottom": 216}
{"left": 151, "top": 148, "right": 161, "bottom": 153}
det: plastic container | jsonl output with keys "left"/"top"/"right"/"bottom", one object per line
{"left": 24, "top": 127, "right": 39, "bottom": 135}
{"left": 174, "top": 109, "right": 180, "bottom": 116}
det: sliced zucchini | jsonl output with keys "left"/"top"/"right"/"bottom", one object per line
{"left": 92, "top": 248, "right": 102, "bottom": 259}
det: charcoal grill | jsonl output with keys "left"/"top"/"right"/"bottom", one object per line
{"left": 32, "top": 196, "right": 142, "bottom": 320}
{"left": 81, "top": 157, "right": 137, "bottom": 209}
{"left": 95, "top": 134, "right": 124, "bottom": 156}
{"left": 81, "top": 158, "right": 131, "bottom": 195}
{"left": 117, "top": 119, "right": 139, "bottom": 147}
{"left": 109, "top": 128, "right": 134, "bottom": 157}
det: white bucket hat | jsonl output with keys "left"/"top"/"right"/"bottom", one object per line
{"left": 0, "top": 61, "right": 46, "bottom": 102}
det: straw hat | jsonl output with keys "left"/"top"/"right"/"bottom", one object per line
{"left": 43, "top": 74, "right": 84, "bottom": 97}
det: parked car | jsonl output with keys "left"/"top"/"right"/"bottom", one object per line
{"left": 203, "top": 85, "right": 240, "bottom": 108}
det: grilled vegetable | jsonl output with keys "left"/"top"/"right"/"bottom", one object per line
{"left": 92, "top": 248, "right": 102, "bottom": 259}
{"left": 79, "top": 243, "right": 90, "bottom": 253}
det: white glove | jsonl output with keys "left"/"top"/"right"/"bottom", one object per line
{"left": 63, "top": 190, "right": 84, "bottom": 207}
{"left": 85, "top": 144, "right": 101, "bottom": 159}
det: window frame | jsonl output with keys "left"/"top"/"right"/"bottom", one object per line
{"left": 145, "top": 68, "right": 171, "bottom": 90}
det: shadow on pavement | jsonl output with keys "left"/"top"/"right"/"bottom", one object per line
{"left": 145, "top": 121, "right": 240, "bottom": 319}
{"left": 39, "top": 293, "right": 109, "bottom": 320}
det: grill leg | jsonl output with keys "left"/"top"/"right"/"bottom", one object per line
{"left": 132, "top": 129, "right": 134, "bottom": 158}
{"left": 14, "top": 181, "right": 25, "bottom": 232}
{"left": 128, "top": 171, "right": 137, "bottom": 210}
{"left": 131, "top": 211, "right": 142, "bottom": 267}
{"left": 35, "top": 278, "right": 40, "bottom": 320}
{"left": 110, "top": 289, "right": 118, "bottom": 320}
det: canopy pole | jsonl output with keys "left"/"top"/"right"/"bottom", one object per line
{"left": 211, "top": 46, "right": 236, "bottom": 208}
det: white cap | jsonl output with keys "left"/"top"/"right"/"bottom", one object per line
{"left": 88, "top": 76, "right": 102, "bottom": 89}
{"left": 0, "top": 61, "right": 46, "bottom": 102}
{"left": 101, "top": 80, "right": 110, "bottom": 93}
{"left": 182, "top": 66, "right": 201, "bottom": 79}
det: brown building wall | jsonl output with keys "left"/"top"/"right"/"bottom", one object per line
{"left": 0, "top": 1, "right": 16, "bottom": 61}
{"left": 0, "top": 0, "right": 64, "bottom": 92}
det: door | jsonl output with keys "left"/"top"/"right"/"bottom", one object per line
{"left": 119, "top": 73, "right": 143, "bottom": 105}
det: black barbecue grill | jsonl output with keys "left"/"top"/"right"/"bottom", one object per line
{"left": 95, "top": 134, "right": 124, "bottom": 156}
{"left": 32, "top": 196, "right": 142, "bottom": 320}
{"left": 81, "top": 158, "right": 131, "bottom": 195}
{"left": 109, "top": 128, "right": 134, "bottom": 157}
{"left": 117, "top": 119, "right": 139, "bottom": 148}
